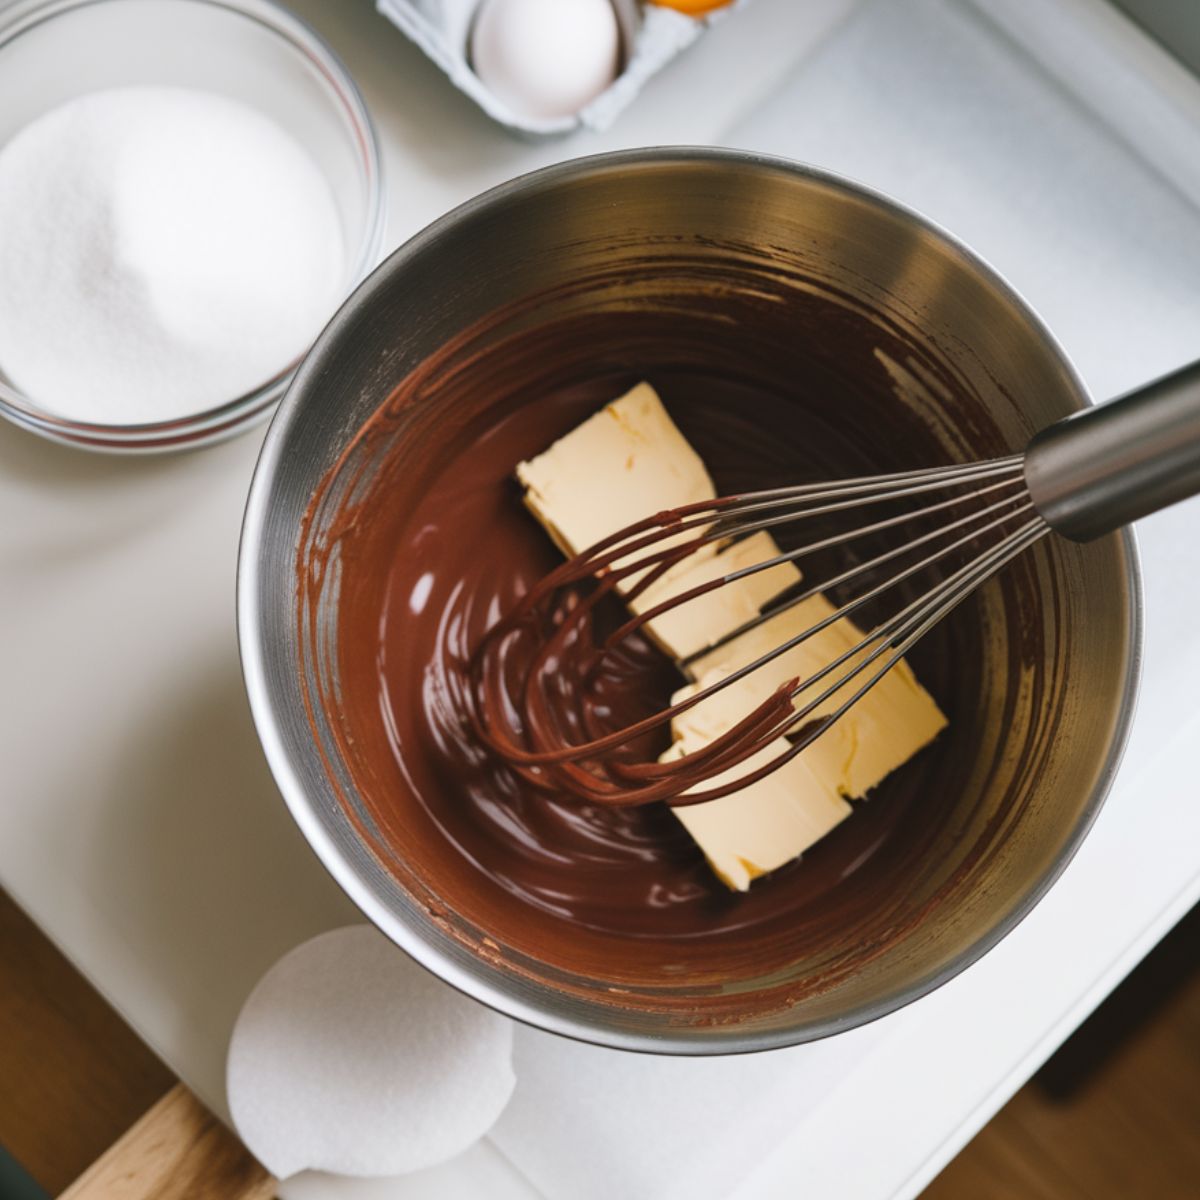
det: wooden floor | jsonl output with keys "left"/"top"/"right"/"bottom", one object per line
{"left": 924, "top": 903, "right": 1200, "bottom": 1199}
{"left": 1, "top": 886, "right": 1197, "bottom": 1198}
{"left": 0, "top": 891, "right": 174, "bottom": 1194}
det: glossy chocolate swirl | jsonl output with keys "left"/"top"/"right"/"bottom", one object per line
{"left": 464, "top": 493, "right": 802, "bottom": 809}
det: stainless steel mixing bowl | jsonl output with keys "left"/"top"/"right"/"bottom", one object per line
{"left": 238, "top": 148, "right": 1140, "bottom": 1053}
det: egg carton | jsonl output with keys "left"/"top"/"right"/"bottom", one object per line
{"left": 375, "top": 0, "right": 739, "bottom": 137}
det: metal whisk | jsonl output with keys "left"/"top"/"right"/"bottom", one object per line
{"left": 470, "top": 362, "right": 1200, "bottom": 807}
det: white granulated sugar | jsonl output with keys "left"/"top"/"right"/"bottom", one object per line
{"left": 0, "top": 87, "right": 345, "bottom": 425}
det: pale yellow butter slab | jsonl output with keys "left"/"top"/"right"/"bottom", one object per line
{"left": 516, "top": 381, "right": 716, "bottom": 566}
{"left": 661, "top": 735, "right": 851, "bottom": 892}
{"left": 516, "top": 383, "right": 799, "bottom": 656}
{"left": 677, "top": 599, "right": 947, "bottom": 803}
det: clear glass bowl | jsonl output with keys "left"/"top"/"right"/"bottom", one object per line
{"left": 0, "top": 0, "right": 385, "bottom": 452}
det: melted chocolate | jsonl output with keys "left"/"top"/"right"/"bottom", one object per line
{"left": 364, "top": 371, "right": 965, "bottom": 934}
{"left": 301, "top": 257, "right": 1047, "bottom": 1015}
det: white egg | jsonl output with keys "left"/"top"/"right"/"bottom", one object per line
{"left": 226, "top": 926, "right": 516, "bottom": 1179}
{"left": 470, "top": 0, "right": 620, "bottom": 121}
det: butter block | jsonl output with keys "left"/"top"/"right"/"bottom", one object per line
{"left": 517, "top": 383, "right": 799, "bottom": 658}
{"left": 824, "top": 655, "right": 947, "bottom": 800}
{"left": 631, "top": 531, "right": 802, "bottom": 661}
{"left": 515, "top": 379, "right": 947, "bottom": 893}
{"left": 661, "top": 736, "right": 851, "bottom": 892}
{"left": 516, "top": 382, "right": 716, "bottom": 565}
{"left": 677, "top": 598, "right": 947, "bottom": 802}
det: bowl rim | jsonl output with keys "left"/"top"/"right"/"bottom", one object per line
{"left": 0, "top": 0, "right": 386, "bottom": 453}
{"left": 238, "top": 146, "right": 1143, "bottom": 1054}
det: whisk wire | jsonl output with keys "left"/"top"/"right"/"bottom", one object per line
{"left": 582, "top": 456, "right": 1027, "bottom": 592}
{"left": 607, "top": 512, "right": 1050, "bottom": 806}
{"left": 651, "top": 514, "right": 1051, "bottom": 809}
{"left": 537, "top": 486, "right": 1040, "bottom": 769}
{"left": 676, "top": 478, "right": 1033, "bottom": 666}
{"left": 469, "top": 456, "right": 1047, "bottom": 806}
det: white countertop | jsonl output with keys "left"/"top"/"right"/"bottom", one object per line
{"left": 3, "top": 1, "right": 1199, "bottom": 1197}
